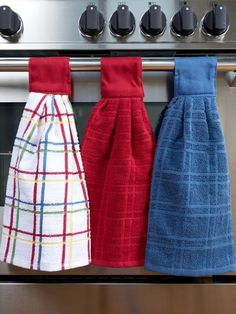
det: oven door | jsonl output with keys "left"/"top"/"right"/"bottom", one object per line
{"left": 0, "top": 69, "right": 236, "bottom": 314}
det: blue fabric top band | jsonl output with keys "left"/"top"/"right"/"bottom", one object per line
{"left": 174, "top": 57, "right": 217, "bottom": 97}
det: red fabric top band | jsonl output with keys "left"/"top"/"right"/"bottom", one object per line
{"left": 101, "top": 57, "right": 144, "bottom": 98}
{"left": 29, "top": 57, "right": 71, "bottom": 96}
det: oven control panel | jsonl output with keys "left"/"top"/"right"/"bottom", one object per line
{"left": 0, "top": 0, "right": 235, "bottom": 51}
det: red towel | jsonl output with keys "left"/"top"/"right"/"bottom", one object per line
{"left": 82, "top": 57, "right": 155, "bottom": 267}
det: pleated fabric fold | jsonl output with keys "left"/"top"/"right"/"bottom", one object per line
{"left": 82, "top": 57, "right": 155, "bottom": 267}
{"left": 145, "top": 57, "right": 236, "bottom": 276}
{"left": 0, "top": 57, "right": 91, "bottom": 271}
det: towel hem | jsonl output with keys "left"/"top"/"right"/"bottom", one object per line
{"left": 144, "top": 262, "right": 236, "bottom": 276}
{"left": 0, "top": 256, "right": 90, "bottom": 272}
{"left": 92, "top": 259, "right": 144, "bottom": 268}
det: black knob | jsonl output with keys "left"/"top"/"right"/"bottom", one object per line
{"left": 110, "top": 5, "right": 135, "bottom": 37}
{"left": 0, "top": 6, "right": 21, "bottom": 37}
{"left": 171, "top": 5, "right": 197, "bottom": 37}
{"left": 140, "top": 5, "right": 166, "bottom": 37}
{"left": 203, "top": 5, "right": 229, "bottom": 37}
{"left": 79, "top": 5, "right": 105, "bottom": 37}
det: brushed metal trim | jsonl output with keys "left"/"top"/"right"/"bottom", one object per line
{"left": 0, "top": 57, "right": 235, "bottom": 72}
{"left": 0, "top": 0, "right": 235, "bottom": 51}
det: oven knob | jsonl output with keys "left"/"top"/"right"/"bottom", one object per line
{"left": 171, "top": 5, "right": 197, "bottom": 37}
{"left": 0, "top": 6, "right": 22, "bottom": 38}
{"left": 140, "top": 5, "right": 166, "bottom": 37}
{"left": 202, "top": 4, "right": 229, "bottom": 37}
{"left": 110, "top": 5, "right": 135, "bottom": 37}
{"left": 79, "top": 4, "right": 105, "bottom": 37}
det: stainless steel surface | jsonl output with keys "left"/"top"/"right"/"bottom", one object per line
{"left": 229, "top": 74, "right": 236, "bottom": 87}
{"left": 0, "top": 57, "right": 236, "bottom": 72}
{"left": 1, "top": 284, "right": 236, "bottom": 314}
{"left": 0, "top": 0, "right": 236, "bottom": 51}
{"left": 0, "top": 2, "right": 236, "bottom": 313}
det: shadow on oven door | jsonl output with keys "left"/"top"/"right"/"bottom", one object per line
{"left": 0, "top": 70, "right": 236, "bottom": 314}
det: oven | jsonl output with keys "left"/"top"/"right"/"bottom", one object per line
{"left": 0, "top": 1, "right": 236, "bottom": 313}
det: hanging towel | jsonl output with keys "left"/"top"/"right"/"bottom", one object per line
{"left": 81, "top": 57, "right": 155, "bottom": 267}
{"left": 145, "top": 57, "right": 236, "bottom": 276}
{"left": 0, "top": 57, "right": 91, "bottom": 271}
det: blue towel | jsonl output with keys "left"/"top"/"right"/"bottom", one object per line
{"left": 145, "top": 57, "right": 236, "bottom": 276}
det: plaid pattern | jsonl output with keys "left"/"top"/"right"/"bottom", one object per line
{"left": 0, "top": 92, "right": 90, "bottom": 271}
{"left": 145, "top": 57, "right": 236, "bottom": 276}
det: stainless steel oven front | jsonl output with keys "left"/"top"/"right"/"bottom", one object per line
{"left": 0, "top": 1, "right": 236, "bottom": 314}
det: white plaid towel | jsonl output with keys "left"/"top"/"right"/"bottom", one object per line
{"left": 0, "top": 57, "right": 91, "bottom": 271}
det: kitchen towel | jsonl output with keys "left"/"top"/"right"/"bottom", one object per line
{"left": 145, "top": 57, "right": 236, "bottom": 276}
{"left": 82, "top": 57, "right": 155, "bottom": 267}
{"left": 0, "top": 57, "right": 91, "bottom": 271}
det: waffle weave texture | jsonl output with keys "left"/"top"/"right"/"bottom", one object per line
{"left": 145, "top": 57, "right": 236, "bottom": 276}
{"left": 82, "top": 57, "right": 155, "bottom": 267}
